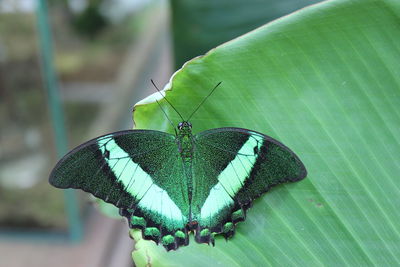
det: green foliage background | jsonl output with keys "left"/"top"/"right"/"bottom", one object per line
{"left": 170, "top": 0, "right": 321, "bottom": 68}
{"left": 132, "top": 0, "right": 400, "bottom": 265}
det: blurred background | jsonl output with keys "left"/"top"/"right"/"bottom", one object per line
{"left": 0, "top": 0, "right": 320, "bottom": 266}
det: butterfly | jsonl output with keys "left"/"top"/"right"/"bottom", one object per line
{"left": 49, "top": 81, "right": 307, "bottom": 251}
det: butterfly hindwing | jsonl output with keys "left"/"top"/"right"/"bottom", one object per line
{"left": 49, "top": 130, "right": 190, "bottom": 249}
{"left": 192, "top": 127, "right": 307, "bottom": 242}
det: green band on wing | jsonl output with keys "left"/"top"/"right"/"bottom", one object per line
{"left": 200, "top": 135, "right": 264, "bottom": 223}
{"left": 98, "top": 137, "right": 186, "bottom": 229}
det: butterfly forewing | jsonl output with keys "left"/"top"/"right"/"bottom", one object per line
{"left": 49, "top": 130, "right": 190, "bottom": 248}
{"left": 192, "top": 128, "right": 307, "bottom": 242}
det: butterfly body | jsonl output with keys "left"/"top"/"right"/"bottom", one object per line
{"left": 176, "top": 122, "right": 195, "bottom": 199}
{"left": 50, "top": 122, "right": 306, "bottom": 251}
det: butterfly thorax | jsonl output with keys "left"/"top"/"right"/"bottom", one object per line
{"left": 176, "top": 122, "right": 194, "bottom": 161}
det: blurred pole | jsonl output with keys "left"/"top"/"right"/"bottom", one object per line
{"left": 36, "top": 0, "right": 83, "bottom": 242}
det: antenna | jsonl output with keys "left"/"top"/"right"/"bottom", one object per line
{"left": 187, "top": 81, "right": 222, "bottom": 122}
{"left": 151, "top": 79, "right": 185, "bottom": 122}
{"left": 154, "top": 98, "right": 175, "bottom": 129}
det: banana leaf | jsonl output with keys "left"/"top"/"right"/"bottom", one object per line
{"left": 170, "top": 0, "right": 321, "bottom": 68}
{"left": 131, "top": 0, "right": 400, "bottom": 265}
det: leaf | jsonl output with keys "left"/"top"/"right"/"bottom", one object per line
{"left": 170, "top": 0, "right": 322, "bottom": 68}
{"left": 132, "top": 0, "right": 400, "bottom": 265}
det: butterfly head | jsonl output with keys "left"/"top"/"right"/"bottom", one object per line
{"left": 178, "top": 121, "right": 192, "bottom": 131}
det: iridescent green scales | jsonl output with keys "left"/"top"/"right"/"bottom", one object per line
{"left": 49, "top": 122, "right": 307, "bottom": 251}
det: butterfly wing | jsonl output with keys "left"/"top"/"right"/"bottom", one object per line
{"left": 191, "top": 127, "right": 307, "bottom": 244}
{"left": 49, "top": 130, "right": 190, "bottom": 250}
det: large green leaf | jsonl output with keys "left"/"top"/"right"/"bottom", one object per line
{"left": 131, "top": 0, "right": 400, "bottom": 265}
{"left": 170, "top": 0, "right": 321, "bottom": 68}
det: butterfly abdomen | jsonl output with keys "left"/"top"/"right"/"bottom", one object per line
{"left": 176, "top": 127, "right": 195, "bottom": 206}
